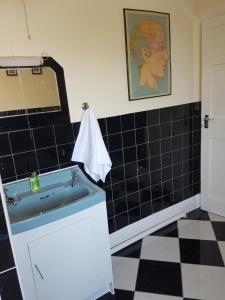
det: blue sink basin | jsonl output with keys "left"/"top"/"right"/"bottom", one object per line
{"left": 8, "top": 183, "right": 89, "bottom": 223}
{"left": 4, "top": 166, "right": 105, "bottom": 234}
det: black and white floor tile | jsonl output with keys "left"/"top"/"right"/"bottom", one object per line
{"left": 99, "top": 209, "right": 225, "bottom": 300}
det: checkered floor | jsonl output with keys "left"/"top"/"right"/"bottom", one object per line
{"left": 99, "top": 209, "right": 225, "bottom": 300}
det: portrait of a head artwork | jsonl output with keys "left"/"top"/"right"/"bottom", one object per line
{"left": 124, "top": 9, "right": 171, "bottom": 100}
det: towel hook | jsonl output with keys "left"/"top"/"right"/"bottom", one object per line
{"left": 82, "top": 102, "right": 89, "bottom": 111}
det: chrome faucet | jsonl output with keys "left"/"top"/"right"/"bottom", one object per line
{"left": 6, "top": 197, "right": 17, "bottom": 206}
{"left": 71, "top": 169, "right": 79, "bottom": 187}
{"left": 3, "top": 188, "right": 17, "bottom": 206}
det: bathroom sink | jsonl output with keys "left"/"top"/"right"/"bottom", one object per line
{"left": 4, "top": 166, "right": 105, "bottom": 234}
{"left": 8, "top": 183, "right": 89, "bottom": 223}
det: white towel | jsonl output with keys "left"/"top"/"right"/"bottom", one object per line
{"left": 71, "top": 109, "right": 112, "bottom": 182}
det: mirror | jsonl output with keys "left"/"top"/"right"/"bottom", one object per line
{"left": 0, "top": 66, "right": 60, "bottom": 117}
{"left": 0, "top": 57, "right": 70, "bottom": 132}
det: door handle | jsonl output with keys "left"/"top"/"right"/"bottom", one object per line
{"left": 34, "top": 264, "right": 44, "bottom": 279}
{"left": 204, "top": 115, "right": 214, "bottom": 128}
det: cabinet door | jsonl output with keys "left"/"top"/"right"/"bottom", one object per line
{"left": 28, "top": 217, "right": 97, "bottom": 300}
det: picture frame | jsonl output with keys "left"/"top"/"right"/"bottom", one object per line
{"left": 123, "top": 9, "right": 171, "bottom": 101}
{"left": 32, "top": 67, "right": 42, "bottom": 75}
{"left": 6, "top": 69, "right": 18, "bottom": 76}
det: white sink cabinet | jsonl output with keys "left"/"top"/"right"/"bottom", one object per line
{"left": 12, "top": 201, "right": 114, "bottom": 300}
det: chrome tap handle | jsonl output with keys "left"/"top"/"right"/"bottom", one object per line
{"left": 3, "top": 187, "right": 8, "bottom": 196}
{"left": 71, "top": 169, "right": 79, "bottom": 187}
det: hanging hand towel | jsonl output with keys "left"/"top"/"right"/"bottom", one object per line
{"left": 71, "top": 109, "right": 112, "bottom": 182}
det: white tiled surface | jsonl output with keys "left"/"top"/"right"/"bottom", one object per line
{"left": 111, "top": 256, "right": 139, "bottom": 291}
{"left": 178, "top": 219, "right": 216, "bottom": 240}
{"left": 209, "top": 213, "right": 225, "bottom": 222}
{"left": 218, "top": 241, "right": 225, "bottom": 264}
{"left": 110, "top": 209, "right": 225, "bottom": 300}
{"left": 140, "top": 236, "right": 180, "bottom": 263}
{"left": 181, "top": 263, "right": 225, "bottom": 300}
{"left": 134, "top": 292, "right": 182, "bottom": 300}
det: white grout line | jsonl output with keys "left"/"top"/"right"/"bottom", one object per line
{"left": 7, "top": 134, "right": 17, "bottom": 180}
{"left": 0, "top": 266, "right": 16, "bottom": 275}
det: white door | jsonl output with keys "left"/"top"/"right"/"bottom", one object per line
{"left": 201, "top": 14, "right": 225, "bottom": 216}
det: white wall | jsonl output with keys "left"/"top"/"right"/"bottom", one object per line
{"left": 0, "top": 0, "right": 199, "bottom": 122}
{"left": 196, "top": 0, "right": 225, "bottom": 18}
{"left": 184, "top": 0, "right": 199, "bottom": 16}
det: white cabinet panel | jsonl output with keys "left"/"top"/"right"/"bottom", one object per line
{"left": 12, "top": 202, "right": 113, "bottom": 300}
{"left": 28, "top": 217, "right": 96, "bottom": 300}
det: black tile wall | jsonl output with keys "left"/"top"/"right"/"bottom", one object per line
{"left": 0, "top": 238, "right": 15, "bottom": 273}
{"left": 0, "top": 134, "right": 11, "bottom": 156}
{"left": 37, "top": 147, "right": 58, "bottom": 170}
{"left": 121, "top": 113, "right": 135, "bottom": 131}
{"left": 0, "top": 122, "right": 77, "bottom": 183}
{"left": 10, "top": 130, "right": 34, "bottom": 153}
{"left": 33, "top": 126, "right": 55, "bottom": 149}
{"left": 106, "top": 116, "right": 121, "bottom": 134}
{"left": 0, "top": 269, "right": 23, "bottom": 300}
{"left": 54, "top": 124, "right": 74, "bottom": 145}
{"left": 14, "top": 151, "right": 38, "bottom": 175}
{"left": 0, "top": 198, "right": 14, "bottom": 273}
{"left": 0, "top": 102, "right": 201, "bottom": 235}
{"left": 101, "top": 102, "right": 201, "bottom": 233}
{"left": 0, "top": 196, "right": 22, "bottom": 299}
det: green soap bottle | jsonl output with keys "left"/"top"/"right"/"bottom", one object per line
{"left": 29, "top": 172, "right": 41, "bottom": 193}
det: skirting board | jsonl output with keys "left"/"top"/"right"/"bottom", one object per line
{"left": 110, "top": 194, "right": 200, "bottom": 254}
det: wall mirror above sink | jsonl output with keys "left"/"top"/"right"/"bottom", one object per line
{"left": 0, "top": 56, "right": 70, "bottom": 132}
{"left": 0, "top": 66, "right": 61, "bottom": 116}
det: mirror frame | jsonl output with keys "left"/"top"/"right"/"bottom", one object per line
{"left": 0, "top": 57, "right": 70, "bottom": 133}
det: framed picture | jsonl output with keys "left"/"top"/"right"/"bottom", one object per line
{"left": 6, "top": 69, "right": 18, "bottom": 76}
{"left": 123, "top": 9, "right": 171, "bottom": 101}
{"left": 32, "top": 67, "right": 42, "bottom": 75}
